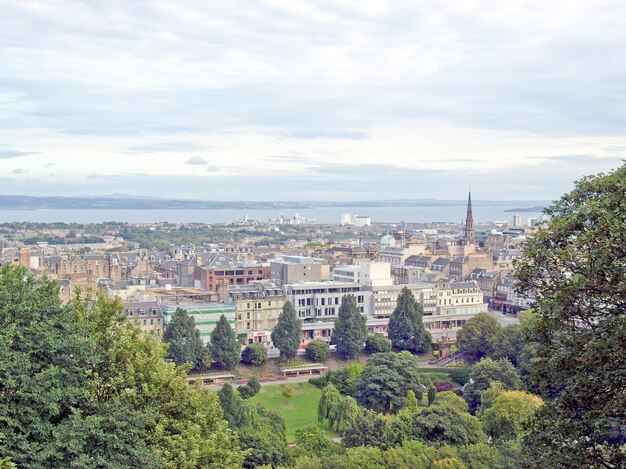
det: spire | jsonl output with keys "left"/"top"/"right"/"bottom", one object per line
{"left": 465, "top": 191, "right": 474, "bottom": 244}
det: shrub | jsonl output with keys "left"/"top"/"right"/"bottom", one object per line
{"left": 282, "top": 386, "right": 296, "bottom": 398}
{"left": 305, "top": 340, "right": 330, "bottom": 362}
{"left": 247, "top": 377, "right": 261, "bottom": 395}
{"left": 365, "top": 334, "right": 392, "bottom": 353}
{"left": 448, "top": 367, "right": 471, "bottom": 386}
{"left": 241, "top": 343, "right": 268, "bottom": 366}
{"left": 238, "top": 384, "right": 255, "bottom": 399}
{"left": 435, "top": 382, "right": 455, "bottom": 392}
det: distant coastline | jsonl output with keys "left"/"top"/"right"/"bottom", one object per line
{"left": 503, "top": 206, "right": 546, "bottom": 213}
{"left": 0, "top": 195, "right": 552, "bottom": 211}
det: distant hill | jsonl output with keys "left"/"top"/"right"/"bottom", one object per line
{"left": 0, "top": 195, "right": 552, "bottom": 211}
{"left": 503, "top": 206, "right": 546, "bottom": 213}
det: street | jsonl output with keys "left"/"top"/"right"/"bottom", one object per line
{"left": 488, "top": 308, "right": 520, "bottom": 327}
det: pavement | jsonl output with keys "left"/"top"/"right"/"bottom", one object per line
{"left": 488, "top": 308, "right": 520, "bottom": 327}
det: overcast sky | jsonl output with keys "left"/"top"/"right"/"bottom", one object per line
{"left": 1, "top": 0, "right": 624, "bottom": 200}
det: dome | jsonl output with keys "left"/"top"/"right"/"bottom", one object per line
{"left": 380, "top": 234, "right": 396, "bottom": 246}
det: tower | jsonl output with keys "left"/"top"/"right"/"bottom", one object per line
{"left": 465, "top": 191, "right": 474, "bottom": 244}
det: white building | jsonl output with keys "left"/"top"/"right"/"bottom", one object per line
{"left": 513, "top": 215, "right": 522, "bottom": 227}
{"left": 333, "top": 262, "right": 392, "bottom": 287}
{"left": 354, "top": 216, "right": 371, "bottom": 227}
{"left": 341, "top": 213, "right": 353, "bottom": 225}
{"left": 285, "top": 281, "right": 371, "bottom": 344}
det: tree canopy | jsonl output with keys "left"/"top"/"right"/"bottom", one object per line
{"left": 211, "top": 314, "right": 241, "bottom": 369}
{"left": 387, "top": 287, "right": 431, "bottom": 353}
{"left": 163, "top": 307, "right": 204, "bottom": 368}
{"left": 515, "top": 164, "right": 626, "bottom": 468}
{"left": 331, "top": 295, "right": 367, "bottom": 359}
{"left": 271, "top": 301, "right": 302, "bottom": 360}
{"left": 354, "top": 351, "right": 423, "bottom": 413}
{"left": 456, "top": 312, "right": 500, "bottom": 362}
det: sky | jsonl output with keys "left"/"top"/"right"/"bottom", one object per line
{"left": 0, "top": 0, "right": 625, "bottom": 201}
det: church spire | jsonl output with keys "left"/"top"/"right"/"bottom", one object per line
{"left": 465, "top": 191, "right": 474, "bottom": 244}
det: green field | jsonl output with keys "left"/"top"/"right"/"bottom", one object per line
{"left": 249, "top": 382, "right": 337, "bottom": 441}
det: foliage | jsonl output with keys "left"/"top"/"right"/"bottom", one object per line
{"left": 456, "top": 312, "right": 500, "bottom": 362}
{"left": 427, "top": 381, "right": 437, "bottom": 406}
{"left": 331, "top": 295, "right": 367, "bottom": 359}
{"left": 448, "top": 367, "right": 471, "bottom": 386}
{"left": 463, "top": 358, "right": 522, "bottom": 413}
{"left": 435, "top": 382, "right": 454, "bottom": 392}
{"left": 0, "top": 267, "right": 243, "bottom": 468}
{"left": 432, "top": 391, "right": 469, "bottom": 414}
{"left": 342, "top": 410, "right": 391, "bottom": 449}
{"left": 239, "top": 377, "right": 262, "bottom": 399}
{"left": 353, "top": 351, "right": 423, "bottom": 413}
{"left": 310, "top": 363, "right": 364, "bottom": 396}
{"left": 295, "top": 424, "right": 335, "bottom": 457}
{"left": 364, "top": 333, "right": 392, "bottom": 353}
{"left": 480, "top": 390, "right": 543, "bottom": 442}
{"left": 210, "top": 315, "right": 241, "bottom": 369}
{"left": 247, "top": 377, "right": 261, "bottom": 395}
{"left": 163, "top": 307, "right": 204, "bottom": 368}
{"left": 283, "top": 386, "right": 296, "bottom": 398}
{"left": 387, "top": 287, "right": 431, "bottom": 352}
{"left": 318, "top": 384, "right": 362, "bottom": 433}
{"left": 305, "top": 340, "right": 330, "bottom": 362}
{"left": 239, "top": 402, "right": 288, "bottom": 469}
{"left": 271, "top": 302, "right": 302, "bottom": 360}
{"left": 405, "top": 390, "right": 419, "bottom": 412}
{"left": 241, "top": 343, "right": 268, "bottom": 365}
{"left": 515, "top": 165, "right": 626, "bottom": 468}
{"left": 388, "top": 406, "right": 486, "bottom": 447}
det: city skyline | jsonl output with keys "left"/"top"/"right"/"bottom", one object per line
{"left": 1, "top": 1, "right": 625, "bottom": 200}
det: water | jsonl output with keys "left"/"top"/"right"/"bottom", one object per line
{"left": 0, "top": 206, "right": 544, "bottom": 224}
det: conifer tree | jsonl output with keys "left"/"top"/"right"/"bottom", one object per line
{"left": 331, "top": 295, "right": 367, "bottom": 359}
{"left": 271, "top": 301, "right": 302, "bottom": 360}
{"left": 163, "top": 308, "right": 204, "bottom": 367}
{"left": 387, "top": 287, "right": 431, "bottom": 353}
{"left": 210, "top": 315, "right": 241, "bottom": 369}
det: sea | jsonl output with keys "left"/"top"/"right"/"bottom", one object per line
{"left": 0, "top": 206, "right": 545, "bottom": 225}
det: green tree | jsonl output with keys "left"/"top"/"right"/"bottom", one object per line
{"left": 405, "top": 390, "right": 420, "bottom": 412}
{"left": 354, "top": 351, "right": 423, "bottom": 413}
{"left": 463, "top": 358, "right": 522, "bottom": 413}
{"left": 331, "top": 295, "right": 367, "bottom": 359}
{"left": 387, "top": 287, "right": 431, "bottom": 353}
{"left": 211, "top": 314, "right": 241, "bottom": 369}
{"left": 364, "top": 333, "right": 392, "bottom": 353}
{"left": 163, "top": 307, "right": 204, "bottom": 368}
{"left": 432, "top": 391, "right": 469, "bottom": 414}
{"left": 238, "top": 403, "right": 288, "bottom": 468}
{"left": 295, "top": 424, "right": 334, "bottom": 457}
{"left": 389, "top": 406, "right": 486, "bottom": 447}
{"left": 427, "top": 381, "right": 437, "bottom": 406}
{"left": 456, "top": 312, "right": 500, "bottom": 362}
{"left": 305, "top": 340, "right": 330, "bottom": 362}
{"left": 515, "top": 165, "right": 626, "bottom": 468}
{"left": 241, "top": 343, "right": 268, "bottom": 365}
{"left": 491, "top": 324, "right": 525, "bottom": 367}
{"left": 342, "top": 410, "right": 390, "bottom": 449}
{"left": 219, "top": 383, "right": 246, "bottom": 428}
{"left": 480, "top": 390, "right": 543, "bottom": 443}
{"left": 271, "top": 301, "right": 302, "bottom": 360}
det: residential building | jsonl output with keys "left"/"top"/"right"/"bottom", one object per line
{"left": 270, "top": 256, "right": 332, "bottom": 284}
{"left": 123, "top": 300, "right": 165, "bottom": 337}
{"left": 162, "top": 303, "right": 237, "bottom": 344}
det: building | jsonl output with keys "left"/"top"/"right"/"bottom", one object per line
{"left": 341, "top": 213, "right": 353, "bottom": 225}
{"left": 123, "top": 300, "right": 165, "bottom": 337}
{"left": 513, "top": 215, "right": 522, "bottom": 227}
{"left": 448, "top": 252, "right": 493, "bottom": 281}
{"left": 270, "top": 256, "right": 332, "bottom": 284}
{"left": 466, "top": 268, "right": 501, "bottom": 299}
{"left": 332, "top": 262, "right": 391, "bottom": 286}
{"left": 285, "top": 281, "right": 371, "bottom": 344}
{"left": 229, "top": 281, "right": 286, "bottom": 347}
{"left": 162, "top": 303, "right": 237, "bottom": 344}
{"left": 491, "top": 274, "right": 532, "bottom": 314}
{"left": 193, "top": 252, "right": 270, "bottom": 291}
{"left": 354, "top": 216, "right": 371, "bottom": 227}
{"left": 378, "top": 244, "right": 426, "bottom": 268}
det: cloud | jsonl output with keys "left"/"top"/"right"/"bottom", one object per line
{"left": 186, "top": 156, "right": 209, "bottom": 165}
{"left": 206, "top": 165, "right": 219, "bottom": 172}
{"left": 12, "top": 168, "right": 27, "bottom": 174}
{"left": 0, "top": 150, "right": 34, "bottom": 159}
{"left": 124, "top": 141, "right": 207, "bottom": 154}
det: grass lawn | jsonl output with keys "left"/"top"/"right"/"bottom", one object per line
{"left": 249, "top": 382, "right": 338, "bottom": 441}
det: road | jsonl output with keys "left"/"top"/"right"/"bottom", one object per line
{"left": 488, "top": 308, "right": 520, "bottom": 327}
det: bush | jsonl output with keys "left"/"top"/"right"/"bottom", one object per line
{"left": 448, "top": 367, "right": 471, "bottom": 386}
{"left": 241, "top": 343, "right": 268, "bottom": 366}
{"left": 305, "top": 340, "right": 330, "bottom": 362}
{"left": 365, "top": 334, "right": 392, "bottom": 353}
{"left": 247, "top": 377, "right": 261, "bottom": 395}
{"left": 435, "top": 382, "right": 455, "bottom": 392}
{"left": 282, "top": 386, "right": 296, "bottom": 398}
{"left": 238, "top": 384, "right": 255, "bottom": 399}
{"left": 239, "top": 377, "right": 261, "bottom": 399}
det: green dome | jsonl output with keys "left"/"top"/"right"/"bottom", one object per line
{"left": 380, "top": 234, "right": 394, "bottom": 246}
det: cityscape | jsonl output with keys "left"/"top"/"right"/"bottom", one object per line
{"left": 1, "top": 1, "right": 624, "bottom": 468}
